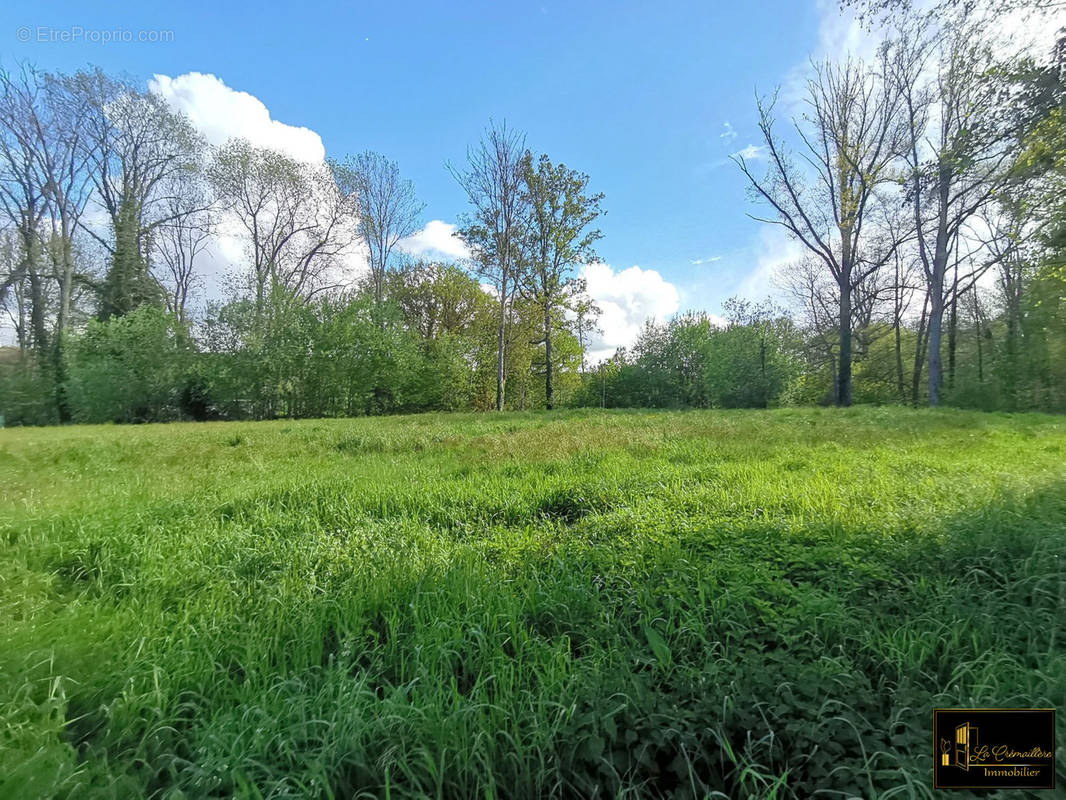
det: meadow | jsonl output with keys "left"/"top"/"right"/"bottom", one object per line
{"left": 1, "top": 407, "right": 1064, "bottom": 799}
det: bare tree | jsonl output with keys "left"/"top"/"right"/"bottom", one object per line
{"left": 210, "top": 139, "right": 357, "bottom": 310}
{"left": 332, "top": 152, "right": 423, "bottom": 309}
{"left": 38, "top": 71, "right": 95, "bottom": 359}
{"left": 868, "top": 199, "right": 924, "bottom": 401}
{"left": 62, "top": 70, "right": 209, "bottom": 318}
{"left": 781, "top": 255, "right": 840, "bottom": 396}
{"left": 780, "top": 250, "right": 889, "bottom": 395}
{"left": 450, "top": 121, "right": 529, "bottom": 411}
{"left": 737, "top": 53, "right": 906, "bottom": 405}
{"left": 0, "top": 66, "right": 53, "bottom": 352}
{"left": 844, "top": 0, "right": 1066, "bottom": 25}
{"left": 892, "top": 22, "right": 1019, "bottom": 404}
{"left": 153, "top": 175, "right": 215, "bottom": 324}
{"left": 0, "top": 65, "right": 95, "bottom": 419}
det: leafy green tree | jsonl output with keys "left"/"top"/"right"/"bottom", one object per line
{"left": 704, "top": 299, "right": 800, "bottom": 408}
{"left": 386, "top": 260, "right": 491, "bottom": 340}
{"left": 519, "top": 153, "right": 604, "bottom": 409}
{"left": 199, "top": 284, "right": 435, "bottom": 420}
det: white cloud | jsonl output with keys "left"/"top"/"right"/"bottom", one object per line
{"left": 145, "top": 72, "right": 366, "bottom": 306}
{"left": 802, "top": 0, "right": 1065, "bottom": 101}
{"left": 398, "top": 220, "right": 471, "bottom": 261}
{"left": 690, "top": 255, "right": 722, "bottom": 265}
{"left": 149, "top": 72, "right": 326, "bottom": 163}
{"left": 580, "top": 262, "right": 681, "bottom": 363}
{"left": 813, "top": 0, "right": 876, "bottom": 63}
{"left": 720, "top": 121, "right": 737, "bottom": 143}
{"left": 733, "top": 144, "right": 767, "bottom": 161}
{"left": 702, "top": 143, "right": 768, "bottom": 173}
{"left": 995, "top": 5, "right": 1066, "bottom": 56}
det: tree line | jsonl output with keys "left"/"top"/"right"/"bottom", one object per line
{"left": 1, "top": 0, "right": 1064, "bottom": 425}
{"left": 732, "top": 1, "right": 1066, "bottom": 410}
{"left": 0, "top": 67, "right": 609, "bottom": 424}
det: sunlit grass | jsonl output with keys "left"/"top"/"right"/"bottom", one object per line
{"left": 1, "top": 407, "right": 1064, "bottom": 798}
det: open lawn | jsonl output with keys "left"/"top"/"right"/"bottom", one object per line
{"left": 1, "top": 408, "right": 1064, "bottom": 798}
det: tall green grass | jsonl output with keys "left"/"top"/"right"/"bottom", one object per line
{"left": 1, "top": 407, "right": 1064, "bottom": 798}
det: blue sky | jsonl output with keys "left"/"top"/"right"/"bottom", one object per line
{"left": 1, "top": 0, "right": 850, "bottom": 354}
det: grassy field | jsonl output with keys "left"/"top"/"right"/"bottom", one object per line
{"left": 1, "top": 407, "right": 1064, "bottom": 799}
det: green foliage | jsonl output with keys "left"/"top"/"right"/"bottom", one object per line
{"left": 1019, "top": 260, "right": 1066, "bottom": 409}
{"left": 850, "top": 325, "right": 908, "bottom": 405}
{"left": 1, "top": 408, "right": 1064, "bottom": 798}
{"left": 520, "top": 152, "right": 604, "bottom": 409}
{"left": 0, "top": 352, "right": 58, "bottom": 426}
{"left": 199, "top": 287, "right": 429, "bottom": 419}
{"left": 704, "top": 302, "right": 801, "bottom": 408}
{"left": 63, "top": 307, "right": 193, "bottom": 423}
{"left": 578, "top": 306, "right": 801, "bottom": 410}
{"left": 97, "top": 199, "right": 166, "bottom": 321}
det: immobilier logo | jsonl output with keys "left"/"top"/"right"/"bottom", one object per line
{"left": 933, "top": 708, "right": 1055, "bottom": 790}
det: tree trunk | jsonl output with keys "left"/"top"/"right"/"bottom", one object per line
{"left": 926, "top": 165, "right": 952, "bottom": 407}
{"left": 830, "top": 353, "right": 839, "bottom": 406}
{"left": 27, "top": 266, "right": 49, "bottom": 353}
{"left": 759, "top": 332, "right": 768, "bottom": 408}
{"left": 54, "top": 234, "right": 75, "bottom": 423}
{"left": 544, "top": 304, "right": 554, "bottom": 411}
{"left": 836, "top": 276, "right": 853, "bottom": 407}
{"left": 15, "top": 280, "right": 27, "bottom": 352}
{"left": 911, "top": 292, "right": 929, "bottom": 406}
{"left": 947, "top": 250, "right": 959, "bottom": 393}
{"left": 894, "top": 318, "right": 905, "bottom": 404}
{"left": 495, "top": 278, "right": 507, "bottom": 411}
{"left": 947, "top": 287, "right": 957, "bottom": 392}
{"left": 1003, "top": 272, "right": 1020, "bottom": 410}
{"left": 927, "top": 280, "right": 945, "bottom": 407}
{"left": 893, "top": 260, "right": 905, "bottom": 403}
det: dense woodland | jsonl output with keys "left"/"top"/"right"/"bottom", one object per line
{"left": 1, "top": 1, "right": 1064, "bottom": 425}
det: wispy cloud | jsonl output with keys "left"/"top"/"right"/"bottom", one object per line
{"left": 719, "top": 121, "right": 737, "bottom": 143}
{"left": 737, "top": 226, "right": 805, "bottom": 302}
{"left": 701, "top": 143, "right": 768, "bottom": 173}
{"left": 733, "top": 144, "right": 766, "bottom": 161}
{"left": 690, "top": 255, "right": 722, "bottom": 265}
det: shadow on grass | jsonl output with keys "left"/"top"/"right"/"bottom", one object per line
{"left": 2, "top": 477, "right": 1063, "bottom": 800}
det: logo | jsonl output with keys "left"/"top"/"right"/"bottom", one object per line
{"left": 933, "top": 708, "right": 1055, "bottom": 790}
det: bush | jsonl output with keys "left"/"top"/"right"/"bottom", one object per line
{"left": 64, "top": 308, "right": 194, "bottom": 423}
{"left": 0, "top": 354, "right": 58, "bottom": 426}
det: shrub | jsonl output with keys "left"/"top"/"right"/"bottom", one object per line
{"left": 64, "top": 307, "right": 194, "bottom": 423}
